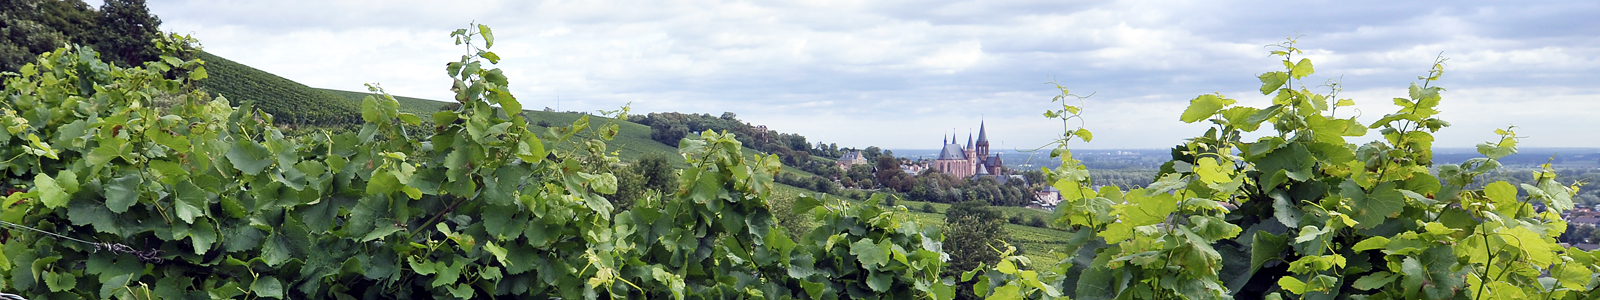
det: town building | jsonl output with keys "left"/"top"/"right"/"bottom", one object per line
{"left": 929, "top": 121, "right": 1006, "bottom": 179}
{"left": 837, "top": 151, "right": 868, "bottom": 170}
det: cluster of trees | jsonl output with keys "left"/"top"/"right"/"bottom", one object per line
{"left": 633, "top": 112, "right": 819, "bottom": 162}
{"left": 608, "top": 153, "right": 678, "bottom": 211}
{"left": 904, "top": 170, "right": 1038, "bottom": 206}
{"left": 1, "top": 0, "right": 162, "bottom": 71}
{"left": 774, "top": 171, "right": 839, "bottom": 194}
{"left": 635, "top": 112, "right": 904, "bottom": 171}
{"left": 941, "top": 201, "right": 1011, "bottom": 299}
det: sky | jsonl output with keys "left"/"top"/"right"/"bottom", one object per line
{"left": 138, "top": 0, "right": 1600, "bottom": 151}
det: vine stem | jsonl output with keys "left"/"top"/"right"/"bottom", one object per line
{"left": 412, "top": 189, "right": 480, "bottom": 240}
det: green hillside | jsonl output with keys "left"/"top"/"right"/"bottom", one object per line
{"left": 195, "top": 51, "right": 361, "bottom": 126}
{"left": 198, "top": 51, "right": 820, "bottom": 176}
{"left": 319, "top": 88, "right": 454, "bottom": 116}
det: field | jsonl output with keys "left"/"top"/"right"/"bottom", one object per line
{"left": 196, "top": 52, "right": 362, "bottom": 126}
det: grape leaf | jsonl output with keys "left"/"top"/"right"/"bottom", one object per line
{"left": 227, "top": 139, "right": 274, "bottom": 175}
{"left": 104, "top": 173, "right": 142, "bottom": 213}
{"left": 1181, "top": 94, "right": 1228, "bottom": 123}
{"left": 34, "top": 173, "right": 67, "bottom": 209}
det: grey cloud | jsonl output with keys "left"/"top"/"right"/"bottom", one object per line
{"left": 149, "top": 0, "right": 1600, "bottom": 149}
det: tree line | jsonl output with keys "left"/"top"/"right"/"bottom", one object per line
{"left": 1, "top": 0, "right": 162, "bottom": 72}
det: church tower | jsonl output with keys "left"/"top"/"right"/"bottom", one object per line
{"left": 976, "top": 121, "right": 990, "bottom": 164}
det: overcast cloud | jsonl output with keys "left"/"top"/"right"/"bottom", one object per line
{"left": 142, "top": 0, "right": 1600, "bottom": 150}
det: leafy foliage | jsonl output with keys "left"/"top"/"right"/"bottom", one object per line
{"left": 0, "top": 24, "right": 961, "bottom": 300}
{"left": 8, "top": 23, "right": 1594, "bottom": 300}
{"left": 982, "top": 38, "right": 1600, "bottom": 300}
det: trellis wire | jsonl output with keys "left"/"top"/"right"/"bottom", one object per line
{"left": 0, "top": 220, "right": 163, "bottom": 263}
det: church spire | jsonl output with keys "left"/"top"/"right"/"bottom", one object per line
{"left": 977, "top": 120, "right": 988, "bottom": 144}
{"left": 966, "top": 132, "right": 973, "bottom": 149}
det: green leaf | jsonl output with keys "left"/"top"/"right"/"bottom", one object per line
{"left": 1074, "top": 129, "right": 1093, "bottom": 142}
{"left": 189, "top": 65, "right": 208, "bottom": 80}
{"left": 262, "top": 231, "right": 296, "bottom": 267}
{"left": 998, "top": 258, "right": 1017, "bottom": 274}
{"left": 1250, "top": 231, "right": 1289, "bottom": 274}
{"left": 34, "top": 173, "right": 68, "bottom": 209}
{"left": 1294, "top": 225, "right": 1328, "bottom": 244}
{"left": 251, "top": 276, "right": 284, "bottom": 299}
{"left": 227, "top": 139, "right": 274, "bottom": 175}
{"left": 481, "top": 51, "right": 501, "bottom": 64}
{"left": 105, "top": 173, "right": 142, "bottom": 213}
{"left": 588, "top": 173, "right": 618, "bottom": 195}
{"left": 851, "top": 238, "right": 889, "bottom": 267}
{"left": 190, "top": 219, "right": 218, "bottom": 254}
{"left": 1180, "top": 94, "right": 1228, "bottom": 123}
{"left": 1484, "top": 181, "right": 1518, "bottom": 214}
{"left": 991, "top": 284, "right": 1021, "bottom": 299}
{"left": 360, "top": 224, "right": 405, "bottom": 242}
{"left": 397, "top": 113, "right": 422, "bottom": 126}
{"left": 1291, "top": 58, "right": 1314, "bottom": 79}
{"left": 1539, "top": 179, "right": 1574, "bottom": 211}
{"left": 44, "top": 271, "right": 76, "bottom": 292}
{"left": 793, "top": 195, "right": 823, "bottom": 214}
{"left": 1553, "top": 260, "right": 1592, "bottom": 290}
{"left": 515, "top": 134, "right": 546, "bottom": 164}
{"left": 431, "top": 258, "right": 464, "bottom": 288}
{"left": 483, "top": 241, "right": 510, "bottom": 266}
{"left": 1351, "top": 182, "right": 1406, "bottom": 229}
{"left": 866, "top": 271, "right": 892, "bottom": 292}
{"left": 409, "top": 258, "right": 438, "bottom": 275}
{"left": 1476, "top": 141, "right": 1516, "bottom": 160}
{"left": 1278, "top": 276, "right": 1307, "bottom": 294}
{"left": 1259, "top": 71, "right": 1289, "bottom": 95}
{"left": 497, "top": 95, "right": 522, "bottom": 115}
{"left": 478, "top": 24, "right": 495, "bottom": 49}
{"left": 175, "top": 181, "right": 208, "bottom": 224}
{"left": 1352, "top": 236, "right": 1390, "bottom": 252}
{"left": 149, "top": 160, "right": 189, "bottom": 184}
{"left": 1350, "top": 271, "right": 1401, "bottom": 290}
{"left": 930, "top": 282, "right": 954, "bottom": 300}
{"left": 361, "top": 96, "right": 382, "bottom": 123}
{"left": 446, "top": 283, "right": 474, "bottom": 299}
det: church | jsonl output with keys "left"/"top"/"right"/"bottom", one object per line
{"left": 930, "top": 121, "right": 1005, "bottom": 178}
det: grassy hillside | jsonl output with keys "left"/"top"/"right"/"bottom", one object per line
{"left": 319, "top": 88, "right": 454, "bottom": 116}
{"left": 196, "top": 52, "right": 361, "bottom": 126}
{"left": 196, "top": 51, "right": 822, "bottom": 175}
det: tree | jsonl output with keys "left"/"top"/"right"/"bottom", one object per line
{"left": 943, "top": 201, "right": 1006, "bottom": 273}
{"left": 943, "top": 200, "right": 1009, "bottom": 299}
{"left": 874, "top": 155, "right": 904, "bottom": 189}
{"left": 865, "top": 146, "right": 882, "bottom": 161}
{"left": 634, "top": 153, "right": 677, "bottom": 192}
{"left": 93, "top": 0, "right": 161, "bottom": 68}
{"left": 1, "top": 0, "right": 96, "bottom": 71}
